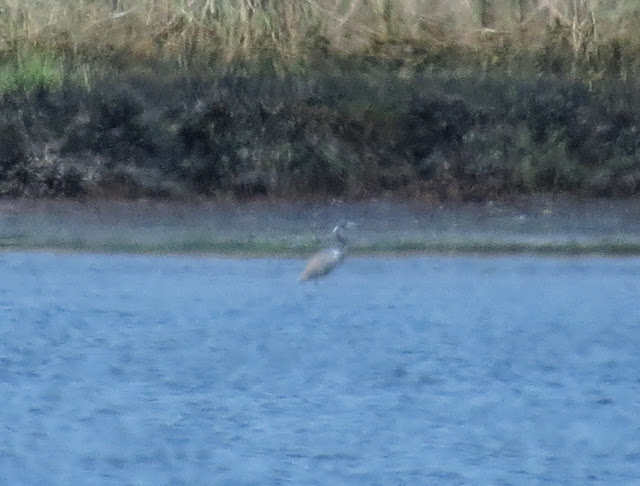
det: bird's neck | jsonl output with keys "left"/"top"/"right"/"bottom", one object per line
{"left": 335, "top": 231, "right": 348, "bottom": 248}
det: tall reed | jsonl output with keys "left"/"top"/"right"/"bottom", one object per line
{"left": 0, "top": 0, "right": 638, "bottom": 75}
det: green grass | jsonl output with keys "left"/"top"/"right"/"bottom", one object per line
{"left": 3, "top": 235, "right": 640, "bottom": 257}
{"left": 0, "top": 53, "right": 64, "bottom": 94}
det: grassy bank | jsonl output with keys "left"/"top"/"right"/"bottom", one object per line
{"left": 6, "top": 237, "right": 640, "bottom": 257}
{"left": 1, "top": 1, "right": 640, "bottom": 201}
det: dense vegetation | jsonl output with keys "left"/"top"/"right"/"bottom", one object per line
{"left": 1, "top": 0, "right": 640, "bottom": 200}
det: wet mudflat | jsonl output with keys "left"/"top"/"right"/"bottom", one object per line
{"left": 1, "top": 251, "right": 639, "bottom": 484}
{"left": 1, "top": 197, "right": 640, "bottom": 254}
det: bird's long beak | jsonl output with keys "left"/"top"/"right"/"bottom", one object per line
{"left": 333, "top": 221, "right": 357, "bottom": 233}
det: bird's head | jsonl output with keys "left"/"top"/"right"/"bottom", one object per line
{"left": 332, "top": 221, "right": 356, "bottom": 247}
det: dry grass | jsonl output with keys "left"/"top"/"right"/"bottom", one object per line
{"left": 0, "top": 0, "right": 639, "bottom": 71}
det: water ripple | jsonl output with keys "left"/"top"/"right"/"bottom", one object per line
{"left": 0, "top": 252, "right": 639, "bottom": 484}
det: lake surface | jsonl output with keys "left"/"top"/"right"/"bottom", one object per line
{"left": 1, "top": 251, "right": 639, "bottom": 485}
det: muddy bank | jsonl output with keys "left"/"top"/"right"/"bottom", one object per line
{"left": 2, "top": 196, "right": 640, "bottom": 255}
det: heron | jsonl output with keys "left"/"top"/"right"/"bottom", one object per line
{"left": 299, "top": 222, "right": 355, "bottom": 282}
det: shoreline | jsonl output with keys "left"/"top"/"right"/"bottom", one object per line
{"left": 3, "top": 241, "right": 640, "bottom": 258}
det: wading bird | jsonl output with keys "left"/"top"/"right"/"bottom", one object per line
{"left": 299, "top": 222, "right": 354, "bottom": 282}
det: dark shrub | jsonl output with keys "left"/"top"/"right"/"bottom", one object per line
{"left": 62, "top": 88, "right": 156, "bottom": 164}
{"left": 176, "top": 102, "right": 240, "bottom": 193}
{"left": 44, "top": 165, "right": 85, "bottom": 197}
{"left": 0, "top": 119, "right": 30, "bottom": 174}
{"left": 403, "top": 97, "right": 473, "bottom": 178}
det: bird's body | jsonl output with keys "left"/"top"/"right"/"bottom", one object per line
{"left": 299, "top": 223, "right": 354, "bottom": 282}
{"left": 299, "top": 247, "right": 345, "bottom": 282}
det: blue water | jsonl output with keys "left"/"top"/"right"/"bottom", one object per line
{"left": 1, "top": 251, "right": 639, "bottom": 485}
